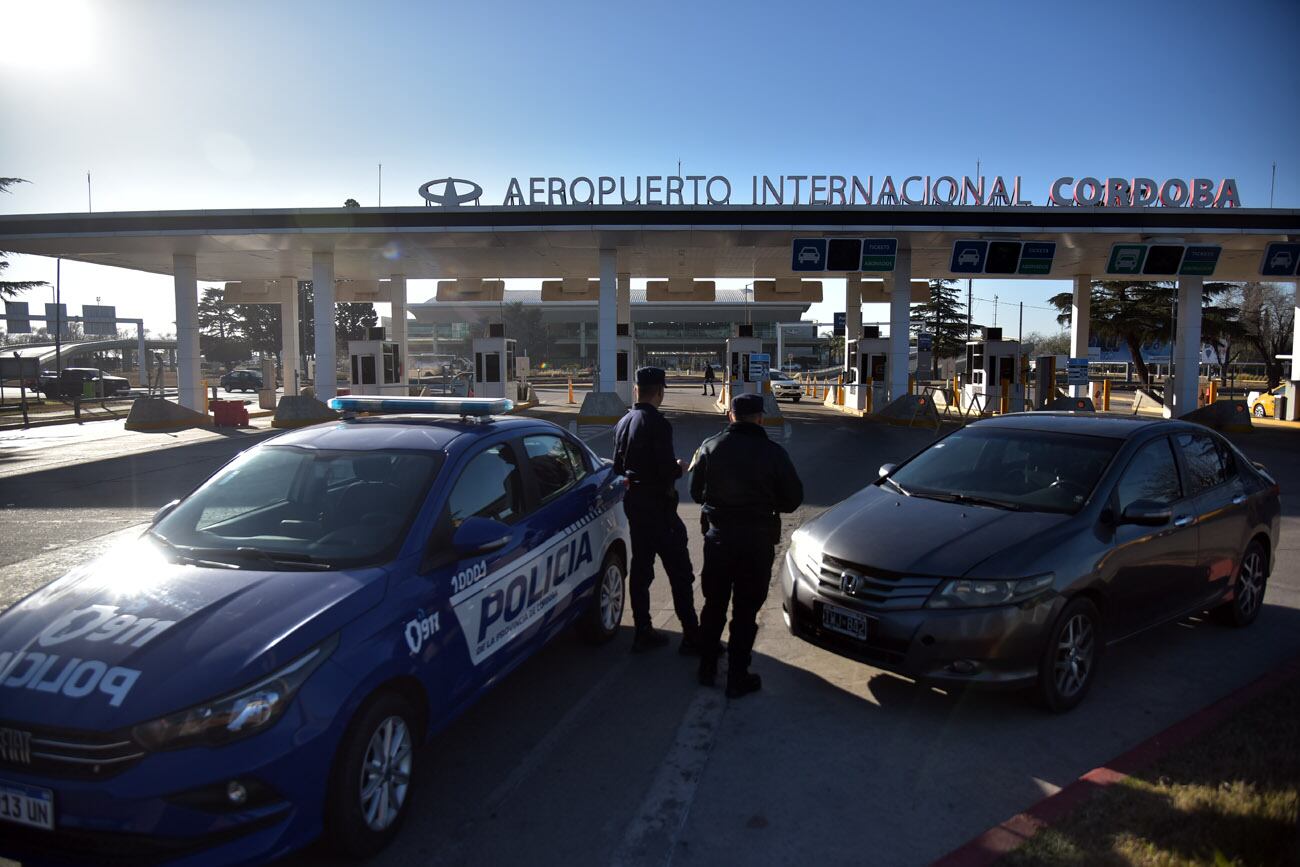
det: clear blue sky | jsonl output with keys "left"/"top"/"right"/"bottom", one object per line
{"left": 2, "top": 0, "right": 1297, "bottom": 336}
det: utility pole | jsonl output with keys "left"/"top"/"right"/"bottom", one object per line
{"left": 1018, "top": 301, "right": 1023, "bottom": 343}
{"left": 378, "top": 163, "right": 383, "bottom": 207}
{"left": 86, "top": 172, "right": 92, "bottom": 213}
{"left": 966, "top": 280, "right": 973, "bottom": 340}
{"left": 1269, "top": 161, "right": 1276, "bottom": 209}
{"left": 54, "top": 259, "right": 62, "bottom": 374}
{"left": 993, "top": 294, "right": 999, "bottom": 327}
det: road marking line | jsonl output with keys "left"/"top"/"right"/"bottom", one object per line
{"left": 611, "top": 682, "right": 726, "bottom": 867}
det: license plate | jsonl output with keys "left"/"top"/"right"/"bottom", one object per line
{"left": 0, "top": 780, "right": 55, "bottom": 831}
{"left": 821, "top": 603, "right": 869, "bottom": 641}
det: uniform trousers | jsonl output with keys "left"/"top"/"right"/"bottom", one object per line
{"left": 625, "top": 493, "right": 698, "bottom": 632}
{"left": 698, "top": 532, "right": 776, "bottom": 673}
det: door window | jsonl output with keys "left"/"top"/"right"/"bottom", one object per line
{"left": 447, "top": 443, "right": 524, "bottom": 526}
{"left": 1175, "top": 432, "right": 1231, "bottom": 495}
{"left": 523, "top": 435, "right": 579, "bottom": 504}
{"left": 1116, "top": 438, "right": 1182, "bottom": 512}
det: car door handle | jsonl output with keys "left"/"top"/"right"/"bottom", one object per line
{"left": 1231, "top": 494, "right": 1247, "bottom": 505}
{"left": 1173, "top": 515, "right": 1195, "bottom": 527}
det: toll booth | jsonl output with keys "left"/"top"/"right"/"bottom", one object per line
{"left": 615, "top": 324, "right": 634, "bottom": 405}
{"left": 724, "top": 324, "right": 764, "bottom": 399}
{"left": 1034, "top": 355, "right": 1058, "bottom": 409}
{"left": 472, "top": 325, "right": 517, "bottom": 399}
{"left": 845, "top": 326, "right": 890, "bottom": 412}
{"left": 347, "top": 336, "right": 405, "bottom": 396}
{"left": 961, "top": 327, "right": 1024, "bottom": 413}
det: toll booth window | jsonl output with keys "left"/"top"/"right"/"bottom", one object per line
{"left": 360, "top": 356, "right": 377, "bottom": 385}
{"left": 484, "top": 353, "right": 501, "bottom": 383}
{"left": 448, "top": 444, "right": 523, "bottom": 526}
{"left": 1115, "top": 438, "right": 1182, "bottom": 512}
{"left": 617, "top": 351, "right": 629, "bottom": 383}
{"left": 523, "top": 435, "right": 579, "bottom": 504}
{"left": 1175, "top": 432, "right": 1233, "bottom": 494}
{"left": 382, "top": 345, "right": 398, "bottom": 384}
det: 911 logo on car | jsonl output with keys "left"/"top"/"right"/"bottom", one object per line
{"left": 404, "top": 610, "right": 441, "bottom": 655}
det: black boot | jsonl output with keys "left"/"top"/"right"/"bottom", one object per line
{"left": 677, "top": 622, "right": 703, "bottom": 656}
{"left": 725, "top": 671, "right": 762, "bottom": 699}
{"left": 698, "top": 655, "right": 718, "bottom": 687}
{"left": 631, "top": 626, "right": 669, "bottom": 653}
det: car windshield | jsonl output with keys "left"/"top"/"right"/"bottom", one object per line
{"left": 152, "top": 445, "right": 442, "bottom": 569}
{"left": 888, "top": 427, "right": 1122, "bottom": 514}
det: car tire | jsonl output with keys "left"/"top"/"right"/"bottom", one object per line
{"left": 1035, "top": 597, "right": 1100, "bottom": 713}
{"left": 327, "top": 691, "right": 419, "bottom": 859}
{"left": 1214, "top": 541, "right": 1268, "bottom": 628}
{"left": 1252, "top": 404, "right": 1266, "bottom": 418}
{"left": 578, "top": 549, "right": 626, "bottom": 644}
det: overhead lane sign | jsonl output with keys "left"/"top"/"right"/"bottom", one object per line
{"left": 1106, "top": 244, "right": 1148, "bottom": 275}
{"left": 1260, "top": 243, "right": 1300, "bottom": 277}
{"left": 790, "top": 238, "right": 898, "bottom": 272}
{"left": 950, "top": 241, "right": 988, "bottom": 274}
{"left": 1104, "top": 243, "right": 1223, "bottom": 277}
{"left": 1018, "top": 242, "right": 1057, "bottom": 275}
{"left": 1179, "top": 246, "right": 1222, "bottom": 276}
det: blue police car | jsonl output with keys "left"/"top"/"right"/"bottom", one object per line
{"left": 0, "top": 397, "right": 631, "bottom": 865}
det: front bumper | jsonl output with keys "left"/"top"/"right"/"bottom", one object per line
{"left": 0, "top": 667, "right": 349, "bottom": 867}
{"left": 780, "top": 552, "right": 1058, "bottom": 688}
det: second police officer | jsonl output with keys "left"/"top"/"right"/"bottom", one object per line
{"left": 612, "top": 367, "right": 703, "bottom": 653}
{"left": 690, "top": 393, "right": 803, "bottom": 697}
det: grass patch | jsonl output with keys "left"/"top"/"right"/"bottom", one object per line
{"left": 1005, "top": 676, "right": 1300, "bottom": 866}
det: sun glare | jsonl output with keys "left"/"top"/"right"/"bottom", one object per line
{"left": 1, "top": 0, "right": 97, "bottom": 71}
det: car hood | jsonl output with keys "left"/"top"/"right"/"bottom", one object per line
{"left": 0, "top": 537, "right": 386, "bottom": 729}
{"left": 807, "top": 485, "right": 1069, "bottom": 577}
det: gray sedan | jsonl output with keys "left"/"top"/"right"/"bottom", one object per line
{"left": 782, "top": 414, "right": 1280, "bottom": 711}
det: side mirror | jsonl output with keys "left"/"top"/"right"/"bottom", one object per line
{"left": 1119, "top": 502, "right": 1172, "bottom": 527}
{"left": 152, "top": 499, "right": 181, "bottom": 524}
{"left": 878, "top": 463, "right": 897, "bottom": 479}
{"left": 452, "top": 517, "right": 512, "bottom": 555}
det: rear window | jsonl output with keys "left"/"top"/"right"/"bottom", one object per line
{"left": 889, "top": 427, "right": 1121, "bottom": 513}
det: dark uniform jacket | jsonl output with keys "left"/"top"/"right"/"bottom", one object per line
{"left": 689, "top": 422, "right": 803, "bottom": 544}
{"left": 612, "top": 403, "right": 683, "bottom": 503}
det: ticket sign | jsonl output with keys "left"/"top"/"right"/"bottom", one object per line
{"left": 1067, "top": 357, "right": 1090, "bottom": 386}
{"left": 1179, "top": 245, "right": 1221, "bottom": 276}
{"left": 860, "top": 238, "right": 898, "bottom": 272}
{"left": 1018, "top": 242, "right": 1056, "bottom": 275}
{"left": 792, "top": 238, "right": 827, "bottom": 272}
{"left": 1106, "top": 244, "right": 1147, "bottom": 275}
{"left": 1260, "top": 243, "right": 1300, "bottom": 277}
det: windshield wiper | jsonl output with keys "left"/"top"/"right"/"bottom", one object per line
{"left": 228, "top": 546, "right": 333, "bottom": 571}
{"left": 147, "top": 533, "right": 330, "bottom": 571}
{"left": 909, "top": 491, "right": 1024, "bottom": 511}
{"left": 881, "top": 476, "right": 910, "bottom": 496}
{"left": 146, "top": 531, "right": 238, "bottom": 569}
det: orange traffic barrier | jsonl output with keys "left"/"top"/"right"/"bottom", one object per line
{"left": 1103, "top": 378, "right": 1112, "bottom": 411}
{"left": 1000, "top": 379, "right": 1010, "bottom": 415}
{"left": 567, "top": 376, "right": 575, "bottom": 404}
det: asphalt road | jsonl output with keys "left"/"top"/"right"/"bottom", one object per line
{"left": 0, "top": 392, "right": 1296, "bottom": 866}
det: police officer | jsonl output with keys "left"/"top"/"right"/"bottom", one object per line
{"left": 701, "top": 362, "right": 716, "bottom": 396}
{"left": 689, "top": 393, "right": 803, "bottom": 697}
{"left": 612, "top": 367, "right": 702, "bottom": 653}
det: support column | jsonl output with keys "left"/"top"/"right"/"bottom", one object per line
{"left": 886, "top": 251, "right": 912, "bottom": 401}
{"left": 1069, "top": 275, "right": 1092, "bottom": 397}
{"left": 597, "top": 250, "right": 617, "bottom": 392}
{"left": 172, "top": 253, "right": 201, "bottom": 411}
{"left": 136, "top": 322, "right": 147, "bottom": 388}
{"left": 844, "top": 275, "right": 863, "bottom": 340}
{"left": 1170, "top": 276, "right": 1203, "bottom": 415}
{"left": 579, "top": 321, "right": 587, "bottom": 358}
{"left": 1288, "top": 286, "right": 1300, "bottom": 421}
{"left": 279, "top": 276, "right": 300, "bottom": 395}
{"left": 389, "top": 273, "right": 408, "bottom": 389}
{"left": 616, "top": 272, "right": 631, "bottom": 327}
{"left": 312, "top": 252, "right": 337, "bottom": 400}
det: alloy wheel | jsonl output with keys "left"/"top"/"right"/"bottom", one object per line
{"left": 600, "top": 563, "right": 625, "bottom": 631}
{"left": 1237, "top": 551, "right": 1265, "bottom": 618}
{"left": 359, "top": 715, "right": 412, "bottom": 832}
{"left": 1053, "top": 613, "right": 1095, "bottom": 698}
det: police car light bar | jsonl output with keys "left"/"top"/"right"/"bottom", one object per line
{"left": 327, "top": 396, "right": 515, "bottom": 416}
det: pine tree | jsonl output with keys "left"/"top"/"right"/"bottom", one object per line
{"left": 911, "top": 279, "right": 971, "bottom": 377}
{"left": 0, "top": 178, "right": 49, "bottom": 298}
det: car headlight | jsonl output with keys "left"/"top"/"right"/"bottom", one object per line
{"left": 789, "top": 529, "right": 822, "bottom": 579}
{"left": 133, "top": 635, "right": 337, "bottom": 751}
{"left": 926, "top": 574, "right": 1055, "bottom": 609}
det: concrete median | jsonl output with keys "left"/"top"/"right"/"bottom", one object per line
{"left": 124, "top": 397, "right": 212, "bottom": 432}
{"left": 271, "top": 394, "right": 341, "bottom": 429}
{"left": 1180, "top": 399, "right": 1253, "bottom": 433}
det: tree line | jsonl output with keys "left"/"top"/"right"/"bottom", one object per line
{"left": 197, "top": 283, "right": 377, "bottom": 369}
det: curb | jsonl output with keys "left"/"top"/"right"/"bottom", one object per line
{"left": 930, "top": 655, "right": 1300, "bottom": 867}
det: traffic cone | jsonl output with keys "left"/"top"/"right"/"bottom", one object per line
{"left": 567, "top": 376, "right": 576, "bottom": 404}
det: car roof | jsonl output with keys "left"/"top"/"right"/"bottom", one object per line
{"left": 969, "top": 412, "right": 1186, "bottom": 439}
{"left": 265, "top": 413, "right": 562, "bottom": 454}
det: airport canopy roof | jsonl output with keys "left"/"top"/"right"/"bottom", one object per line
{"left": 1, "top": 205, "right": 1297, "bottom": 282}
